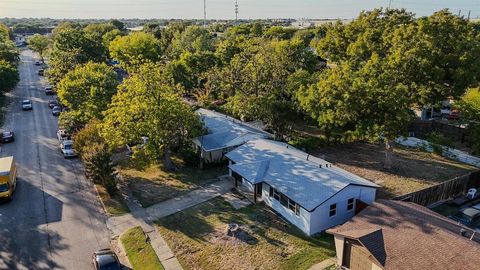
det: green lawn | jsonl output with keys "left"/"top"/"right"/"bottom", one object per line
{"left": 119, "top": 157, "right": 228, "bottom": 207}
{"left": 95, "top": 184, "right": 130, "bottom": 216}
{"left": 120, "top": 226, "right": 164, "bottom": 270}
{"left": 155, "top": 197, "right": 335, "bottom": 270}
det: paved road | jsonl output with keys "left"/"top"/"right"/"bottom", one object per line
{"left": 0, "top": 50, "right": 110, "bottom": 270}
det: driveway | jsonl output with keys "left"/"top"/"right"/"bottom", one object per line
{"left": 0, "top": 50, "right": 110, "bottom": 270}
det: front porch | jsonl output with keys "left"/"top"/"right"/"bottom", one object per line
{"left": 229, "top": 172, "right": 263, "bottom": 204}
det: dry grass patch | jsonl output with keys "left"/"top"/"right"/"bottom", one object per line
{"left": 95, "top": 184, "right": 130, "bottom": 216}
{"left": 156, "top": 197, "right": 335, "bottom": 270}
{"left": 315, "top": 143, "right": 476, "bottom": 198}
{"left": 118, "top": 157, "right": 228, "bottom": 207}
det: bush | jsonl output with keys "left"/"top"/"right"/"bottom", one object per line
{"left": 289, "top": 136, "right": 323, "bottom": 152}
{"left": 83, "top": 142, "right": 117, "bottom": 194}
{"left": 426, "top": 132, "right": 453, "bottom": 155}
{"left": 73, "top": 119, "right": 104, "bottom": 156}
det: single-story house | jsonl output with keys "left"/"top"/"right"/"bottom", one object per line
{"left": 327, "top": 200, "right": 480, "bottom": 270}
{"left": 224, "top": 139, "right": 379, "bottom": 236}
{"left": 193, "top": 109, "right": 271, "bottom": 164}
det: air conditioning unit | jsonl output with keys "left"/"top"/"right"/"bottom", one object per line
{"left": 466, "top": 188, "right": 477, "bottom": 199}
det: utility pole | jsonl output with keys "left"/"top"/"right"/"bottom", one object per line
{"left": 235, "top": 0, "right": 239, "bottom": 21}
{"left": 458, "top": 9, "right": 461, "bottom": 17}
{"left": 467, "top": 10, "right": 471, "bottom": 20}
{"left": 203, "top": 0, "right": 207, "bottom": 28}
{"left": 388, "top": 0, "right": 392, "bottom": 9}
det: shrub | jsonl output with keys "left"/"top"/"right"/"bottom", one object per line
{"left": 83, "top": 142, "right": 117, "bottom": 194}
{"left": 426, "top": 132, "right": 453, "bottom": 155}
{"left": 289, "top": 136, "right": 323, "bottom": 152}
{"left": 73, "top": 119, "right": 104, "bottom": 156}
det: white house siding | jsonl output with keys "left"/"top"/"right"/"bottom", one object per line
{"left": 309, "top": 185, "right": 376, "bottom": 235}
{"left": 261, "top": 183, "right": 312, "bottom": 235}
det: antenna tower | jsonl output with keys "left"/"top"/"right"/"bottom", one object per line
{"left": 235, "top": 0, "right": 239, "bottom": 21}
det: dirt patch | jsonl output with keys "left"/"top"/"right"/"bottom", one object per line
{"left": 314, "top": 143, "right": 477, "bottom": 198}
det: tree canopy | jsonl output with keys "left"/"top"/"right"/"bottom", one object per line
{"left": 57, "top": 62, "right": 118, "bottom": 126}
{"left": 101, "top": 63, "right": 202, "bottom": 170}
{"left": 109, "top": 32, "right": 162, "bottom": 70}
{"left": 28, "top": 34, "right": 50, "bottom": 61}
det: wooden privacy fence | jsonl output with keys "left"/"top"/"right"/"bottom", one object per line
{"left": 393, "top": 171, "right": 480, "bottom": 206}
{"left": 409, "top": 120, "right": 470, "bottom": 144}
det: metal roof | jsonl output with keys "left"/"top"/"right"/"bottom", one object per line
{"left": 0, "top": 156, "right": 14, "bottom": 176}
{"left": 225, "top": 139, "right": 379, "bottom": 211}
{"left": 193, "top": 109, "right": 271, "bottom": 152}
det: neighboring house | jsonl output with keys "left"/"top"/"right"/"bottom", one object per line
{"left": 193, "top": 109, "right": 271, "bottom": 164}
{"left": 327, "top": 200, "right": 480, "bottom": 270}
{"left": 225, "top": 139, "right": 379, "bottom": 236}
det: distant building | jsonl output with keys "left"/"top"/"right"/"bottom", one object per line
{"left": 328, "top": 200, "right": 480, "bottom": 270}
{"left": 225, "top": 139, "right": 378, "bottom": 235}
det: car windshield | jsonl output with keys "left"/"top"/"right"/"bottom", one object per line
{"left": 97, "top": 255, "right": 121, "bottom": 270}
{"left": 3, "top": 132, "right": 11, "bottom": 136}
{"left": 22, "top": 101, "right": 30, "bottom": 105}
{"left": 64, "top": 144, "right": 73, "bottom": 150}
{"left": 0, "top": 183, "right": 9, "bottom": 192}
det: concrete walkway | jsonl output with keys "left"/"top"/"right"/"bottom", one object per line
{"left": 308, "top": 257, "right": 337, "bottom": 270}
{"left": 107, "top": 179, "right": 234, "bottom": 270}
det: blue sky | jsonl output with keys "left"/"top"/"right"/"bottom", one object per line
{"left": 0, "top": 0, "right": 479, "bottom": 19}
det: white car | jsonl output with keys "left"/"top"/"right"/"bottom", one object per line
{"left": 22, "top": 100, "right": 33, "bottom": 110}
{"left": 60, "top": 140, "right": 77, "bottom": 158}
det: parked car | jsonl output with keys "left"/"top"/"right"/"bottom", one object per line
{"left": 449, "top": 207, "right": 480, "bottom": 227}
{"left": 92, "top": 249, "right": 122, "bottom": 270}
{"left": 48, "top": 100, "right": 59, "bottom": 109}
{"left": 45, "top": 86, "right": 54, "bottom": 95}
{"left": 60, "top": 140, "right": 77, "bottom": 158}
{"left": 35, "top": 61, "right": 41, "bottom": 66}
{"left": 57, "top": 129, "right": 71, "bottom": 142}
{"left": 0, "top": 131, "right": 14, "bottom": 143}
{"left": 38, "top": 69, "right": 44, "bottom": 76}
{"left": 22, "top": 100, "right": 32, "bottom": 110}
{"left": 52, "top": 106, "right": 61, "bottom": 116}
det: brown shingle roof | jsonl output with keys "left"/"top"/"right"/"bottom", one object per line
{"left": 327, "top": 200, "right": 480, "bottom": 270}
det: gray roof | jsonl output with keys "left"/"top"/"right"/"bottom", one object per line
{"left": 193, "top": 109, "right": 270, "bottom": 152}
{"left": 225, "top": 139, "right": 379, "bottom": 211}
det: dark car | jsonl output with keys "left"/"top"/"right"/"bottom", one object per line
{"left": 48, "top": 100, "right": 59, "bottom": 109}
{"left": 92, "top": 249, "right": 122, "bottom": 270}
{"left": 38, "top": 69, "right": 44, "bottom": 76}
{"left": 45, "top": 86, "right": 54, "bottom": 95}
{"left": 52, "top": 106, "right": 61, "bottom": 116}
{"left": 0, "top": 131, "right": 14, "bottom": 143}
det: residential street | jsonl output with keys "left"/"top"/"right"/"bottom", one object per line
{"left": 0, "top": 50, "right": 110, "bottom": 270}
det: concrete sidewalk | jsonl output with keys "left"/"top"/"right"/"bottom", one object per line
{"left": 107, "top": 179, "right": 234, "bottom": 270}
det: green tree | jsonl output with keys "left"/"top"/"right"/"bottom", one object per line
{"left": 109, "top": 32, "right": 162, "bottom": 70}
{"left": 48, "top": 25, "right": 107, "bottom": 84}
{"left": 457, "top": 88, "right": 480, "bottom": 121}
{"left": 83, "top": 142, "right": 116, "bottom": 193}
{"left": 170, "top": 25, "right": 215, "bottom": 58}
{"left": 57, "top": 62, "right": 118, "bottom": 125}
{"left": 101, "top": 63, "right": 202, "bottom": 170}
{"left": 0, "top": 41, "right": 19, "bottom": 64}
{"left": 0, "top": 60, "right": 19, "bottom": 93}
{"left": 28, "top": 34, "right": 50, "bottom": 62}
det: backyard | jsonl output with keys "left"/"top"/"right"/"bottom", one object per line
{"left": 118, "top": 157, "right": 228, "bottom": 207}
{"left": 315, "top": 143, "right": 477, "bottom": 198}
{"left": 155, "top": 197, "right": 335, "bottom": 270}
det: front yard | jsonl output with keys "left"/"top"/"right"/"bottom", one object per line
{"left": 120, "top": 226, "right": 164, "bottom": 270}
{"left": 118, "top": 157, "right": 228, "bottom": 207}
{"left": 155, "top": 197, "right": 335, "bottom": 270}
{"left": 315, "top": 143, "right": 477, "bottom": 198}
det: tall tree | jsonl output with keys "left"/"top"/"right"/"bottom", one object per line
{"left": 0, "top": 60, "right": 19, "bottom": 93}
{"left": 109, "top": 32, "right": 162, "bottom": 70}
{"left": 57, "top": 62, "right": 118, "bottom": 125}
{"left": 28, "top": 34, "right": 50, "bottom": 62}
{"left": 101, "top": 63, "right": 202, "bottom": 170}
